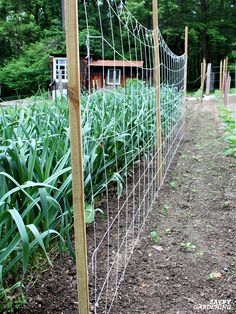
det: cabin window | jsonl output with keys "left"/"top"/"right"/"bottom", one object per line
{"left": 107, "top": 69, "right": 121, "bottom": 85}
{"left": 53, "top": 58, "right": 68, "bottom": 82}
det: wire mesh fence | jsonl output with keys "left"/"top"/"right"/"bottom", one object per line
{"left": 65, "top": 0, "right": 187, "bottom": 313}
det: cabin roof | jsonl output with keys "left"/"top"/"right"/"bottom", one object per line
{"left": 89, "top": 60, "right": 144, "bottom": 68}
{"left": 50, "top": 54, "right": 66, "bottom": 58}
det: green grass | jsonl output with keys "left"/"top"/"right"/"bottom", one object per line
{"left": 229, "top": 88, "right": 236, "bottom": 95}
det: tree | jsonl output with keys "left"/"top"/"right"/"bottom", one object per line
{"left": 0, "top": 0, "right": 235, "bottom": 96}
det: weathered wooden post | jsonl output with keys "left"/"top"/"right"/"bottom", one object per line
{"left": 184, "top": 26, "right": 188, "bottom": 98}
{"left": 152, "top": 0, "right": 163, "bottom": 186}
{"left": 64, "top": 1, "right": 89, "bottom": 313}
{"left": 228, "top": 74, "right": 231, "bottom": 96}
{"left": 222, "top": 58, "right": 226, "bottom": 94}
{"left": 224, "top": 72, "right": 231, "bottom": 105}
{"left": 200, "top": 58, "right": 206, "bottom": 102}
{"left": 219, "top": 60, "right": 223, "bottom": 92}
{"left": 206, "top": 63, "right": 212, "bottom": 96}
{"left": 225, "top": 57, "right": 228, "bottom": 74}
{"left": 224, "top": 73, "right": 228, "bottom": 105}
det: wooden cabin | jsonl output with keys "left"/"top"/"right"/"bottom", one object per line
{"left": 49, "top": 54, "right": 144, "bottom": 99}
{"left": 86, "top": 59, "right": 144, "bottom": 90}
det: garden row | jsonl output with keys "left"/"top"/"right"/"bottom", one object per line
{"left": 0, "top": 80, "right": 183, "bottom": 309}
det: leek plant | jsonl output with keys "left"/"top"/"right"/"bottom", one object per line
{"left": 0, "top": 80, "right": 182, "bottom": 305}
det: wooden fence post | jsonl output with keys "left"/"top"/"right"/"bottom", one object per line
{"left": 224, "top": 72, "right": 231, "bottom": 105}
{"left": 222, "top": 58, "right": 226, "bottom": 94}
{"left": 200, "top": 58, "right": 206, "bottom": 102}
{"left": 228, "top": 74, "right": 231, "bottom": 96}
{"left": 206, "top": 63, "right": 212, "bottom": 96}
{"left": 64, "top": 1, "right": 89, "bottom": 313}
{"left": 219, "top": 60, "right": 223, "bottom": 92}
{"left": 184, "top": 26, "right": 188, "bottom": 98}
{"left": 152, "top": 0, "right": 162, "bottom": 186}
{"left": 225, "top": 57, "right": 228, "bottom": 73}
{"left": 224, "top": 73, "right": 228, "bottom": 105}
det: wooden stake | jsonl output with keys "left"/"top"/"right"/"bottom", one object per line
{"left": 224, "top": 72, "right": 228, "bottom": 105}
{"left": 225, "top": 57, "right": 228, "bottom": 73}
{"left": 224, "top": 72, "right": 231, "bottom": 106}
{"left": 206, "top": 63, "right": 212, "bottom": 95}
{"left": 228, "top": 73, "right": 231, "bottom": 96}
{"left": 152, "top": 0, "right": 162, "bottom": 186}
{"left": 184, "top": 26, "right": 188, "bottom": 98}
{"left": 200, "top": 58, "right": 206, "bottom": 102}
{"left": 222, "top": 58, "right": 226, "bottom": 93}
{"left": 200, "top": 60, "right": 203, "bottom": 84}
{"left": 64, "top": 1, "right": 89, "bottom": 313}
{"left": 219, "top": 60, "right": 223, "bottom": 92}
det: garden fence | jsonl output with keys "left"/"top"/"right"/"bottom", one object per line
{"left": 65, "top": 1, "right": 187, "bottom": 313}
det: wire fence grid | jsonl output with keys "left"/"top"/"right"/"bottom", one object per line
{"left": 74, "top": 1, "right": 187, "bottom": 313}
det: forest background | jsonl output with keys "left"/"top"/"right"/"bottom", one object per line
{"left": 0, "top": 0, "right": 235, "bottom": 98}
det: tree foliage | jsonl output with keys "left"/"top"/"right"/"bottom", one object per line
{"left": 0, "top": 0, "right": 235, "bottom": 96}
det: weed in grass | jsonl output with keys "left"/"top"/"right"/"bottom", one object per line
{"left": 222, "top": 200, "right": 231, "bottom": 208}
{"left": 192, "top": 155, "right": 202, "bottom": 162}
{"left": 194, "top": 251, "right": 204, "bottom": 259}
{"left": 163, "top": 204, "right": 170, "bottom": 216}
{"left": 150, "top": 231, "right": 160, "bottom": 243}
{"left": 0, "top": 283, "right": 27, "bottom": 313}
{"left": 206, "top": 224, "right": 213, "bottom": 230}
{"left": 170, "top": 181, "right": 177, "bottom": 189}
{"left": 181, "top": 154, "right": 188, "bottom": 160}
{"left": 195, "top": 144, "right": 204, "bottom": 150}
{"left": 180, "top": 242, "right": 196, "bottom": 252}
{"left": 185, "top": 212, "right": 193, "bottom": 219}
{"left": 229, "top": 88, "right": 236, "bottom": 95}
{"left": 208, "top": 272, "right": 222, "bottom": 280}
{"left": 172, "top": 170, "right": 177, "bottom": 178}
{"left": 165, "top": 228, "right": 172, "bottom": 236}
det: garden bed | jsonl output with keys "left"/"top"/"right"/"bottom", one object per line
{"left": 18, "top": 97, "right": 235, "bottom": 313}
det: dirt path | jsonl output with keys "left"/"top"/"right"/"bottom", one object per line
{"left": 112, "top": 99, "right": 236, "bottom": 314}
{"left": 18, "top": 99, "right": 235, "bottom": 314}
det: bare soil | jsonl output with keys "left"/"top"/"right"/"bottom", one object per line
{"left": 18, "top": 98, "right": 235, "bottom": 314}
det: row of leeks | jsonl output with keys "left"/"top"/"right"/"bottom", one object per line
{"left": 0, "top": 80, "right": 183, "bottom": 304}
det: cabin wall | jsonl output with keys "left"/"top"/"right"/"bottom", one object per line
{"left": 50, "top": 56, "right": 146, "bottom": 95}
{"left": 89, "top": 67, "right": 142, "bottom": 90}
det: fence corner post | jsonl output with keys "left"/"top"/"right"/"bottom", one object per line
{"left": 64, "top": 0, "right": 89, "bottom": 313}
